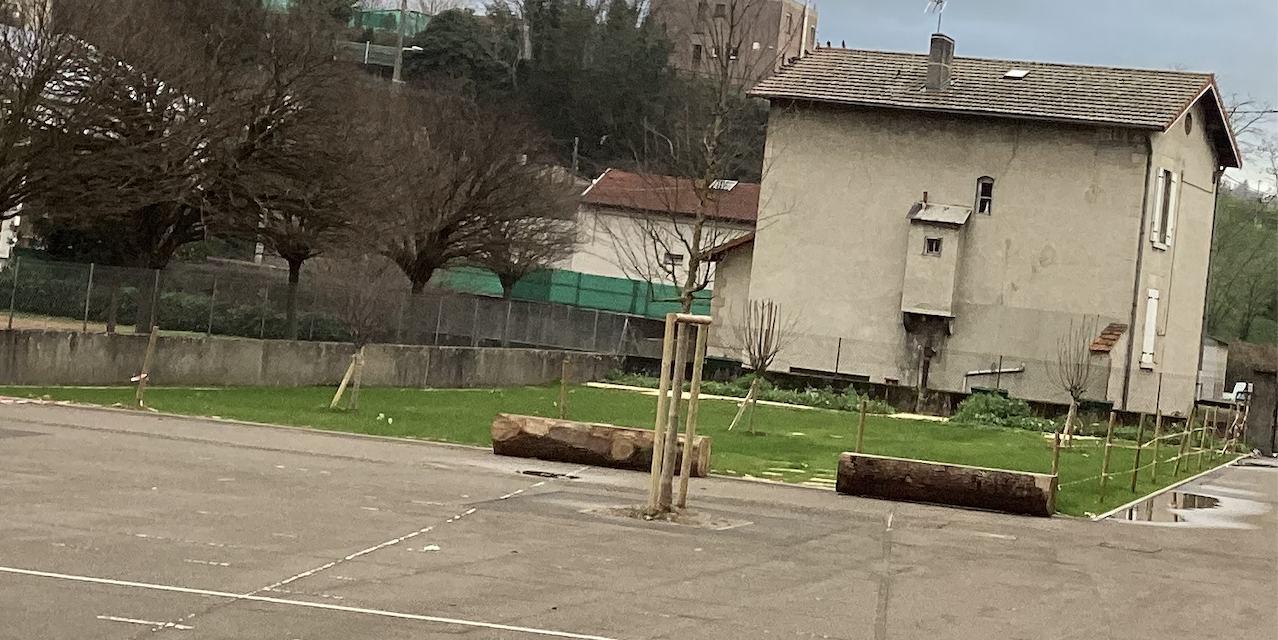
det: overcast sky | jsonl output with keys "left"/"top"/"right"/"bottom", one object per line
{"left": 813, "top": 0, "right": 1278, "bottom": 181}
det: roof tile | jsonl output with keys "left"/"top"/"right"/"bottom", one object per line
{"left": 581, "top": 169, "right": 759, "bottom": 224}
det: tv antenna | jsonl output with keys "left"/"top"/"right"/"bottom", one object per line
{"left": 925, "top": 0, "right": 948, "bottom": 32}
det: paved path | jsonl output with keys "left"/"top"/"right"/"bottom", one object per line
{"left": 0, "top": 404, "right": 1274, "bottom": 639}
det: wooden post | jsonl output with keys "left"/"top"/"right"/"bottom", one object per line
{"left": 1099, "top": 411, "right": 1116, "bottom": 503}
{"left": 1173, "top": 405, "right": 1196, "bottom": 476}
{"left": 134, "top": 324, "right": 160, "bottom": 408}
{"left": 1129, "top": 413, "right": 1147, "bottom": 493}
{"left": 330, "top": 352, "right": 358, "bottom": 410}
{"left": 646, "top": 314, "right": 678, "bottom": 516}
{"left": 855, "top": 399, "right": 868, "bottom": 453}
{"left": 558, "top": 358, "right": 571, "bottom": 420}
{"left": 1051, "top": 427, "right": 1062, "bottom": 477}
{"left": 349, "top": 346, "right": 367, "bottom": 411}
{"left": 1150, "top": 411, "right": 1163, "bottom": 484}
{"left": 677, "top": 324, "right": 709, "bottom": 508}
{"left": 658, "top": 324, "right": 691, "bottom": 510}
{"left": 1197, "top": 407, "right": 1213, "bottom": 471}
{"left": 727, "top": 378, "right": 757, "bottom": 431}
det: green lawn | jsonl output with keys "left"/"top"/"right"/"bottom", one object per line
{"left": 1, "top": 385, "right": 1229, "bottom": 517}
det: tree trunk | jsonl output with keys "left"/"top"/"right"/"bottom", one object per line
{"left": 499, "top": 274, "right": 518, "bottom": 300}
{"left": 491, "top": 413, "right": 712, "bottom": 477}
{"left": 286, "top": 258, "right": 303, "bottom": 340}
{"left": 1063, "top": 398, "right": 1078, "bottom": 447}
{"left": 133, "top": 270, "right": 159, "bottom": 334}
{"left": 837, "top": 452, "right": 1057, "bottom": 517}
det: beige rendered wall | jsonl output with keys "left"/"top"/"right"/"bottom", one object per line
{"left": 707, "top": 243, "right": 754, "bottom": 357}
{"left": 750, "top": 104, "right": 1152, "bottom": 406}
{"left": 1123, "top": 101, "right": 1221, "bottom": 415}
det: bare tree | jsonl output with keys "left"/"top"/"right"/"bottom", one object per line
{"left": 726, "top": 298, "right": 796, "bottom": 433}
{"left": 473, "top": 173, "right": 580, "bottom": 298}
{"left": 369, "top": 85, "right": 575, "bottom": 295}
{"left": 626, "top": 0, "right": 799, "bottom": 514}
{"left": 1052, "top": 316, "right": 1100, "bottom": 445}
{"left": 311, "top": 252, "right": 408, "bottom": 349}
{"left": 208, "top": 5, "right": 365, "bottom": 339}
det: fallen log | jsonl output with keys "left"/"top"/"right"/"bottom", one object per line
{"left": 836, "top": 452, "right": 1057, "bottom": 517}
{"left": 491, "top": 414, "right": 711, "bottom": 477}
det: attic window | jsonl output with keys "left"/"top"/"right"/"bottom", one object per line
{"left": 924, "top": 237, "right": 943, "bottom": 255}
{"left": 710, "top": 179, "right": 738, "bottom": 191}
{"left": 1003, "top": 69, "right": 1030, "bottom": 79}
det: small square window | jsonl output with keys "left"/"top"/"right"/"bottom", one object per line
{"left": 728, "top": 47, "right": 739, "bottom": 60}
{"left": 714, "top": 3, "right": 727, "bottom": 18}
{"left": 664, "top": 252, "right": 685, "bottom": 266}
{"left": 924, "top": 238, "right": 943, "bottom": 255}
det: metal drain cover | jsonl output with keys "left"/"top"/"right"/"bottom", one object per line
{"left": 520, "top": 470, "right": 580, "bottom": 480}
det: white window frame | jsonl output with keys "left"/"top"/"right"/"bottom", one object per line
{"left": 1150, "top": 169, "right": 1178, "bottom": 250}
{"left": 1140, "top": 288, "right": 1159, "bottom": 369}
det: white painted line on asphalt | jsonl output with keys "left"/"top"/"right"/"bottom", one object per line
{"left": 10, "top": 567, "right": 625, "bottom": 640}
{"left": 713, "top": 521, "right": 754, "bottom": 531}
{"left": 96, "top": 615, "right": 193, "bottom": 631}
{"left": 183, "top": 559, "right": 230, "bottom": 567}
{"left": 252, "top": 524, "right": 438, "bottom": 595}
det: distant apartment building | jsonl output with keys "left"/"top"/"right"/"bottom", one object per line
{"left": 650, "top": 0, "right": 817, "bottom": 86}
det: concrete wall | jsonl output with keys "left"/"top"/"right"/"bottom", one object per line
{"left": 707, "top": 240, "right": 755, "bottom": 357}
{"left": 902, "top": 223, "right": 962, "bottom": 317}
{"left": 747, "top": 101, "right": 1217, "bottom": 412}
{"left": 0, "top": 330, "right": 622, "bottom": 389}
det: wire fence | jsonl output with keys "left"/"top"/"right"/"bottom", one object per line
{"left": 0, "top": 256, "right": 669, "bottom": 356}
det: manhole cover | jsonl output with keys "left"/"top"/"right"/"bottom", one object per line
{"left": 520, "top": 470, "right": 580, "bottom": 480}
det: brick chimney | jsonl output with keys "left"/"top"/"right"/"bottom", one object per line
{"left": 925, "top": 33, "right": 955, "bottom": 92}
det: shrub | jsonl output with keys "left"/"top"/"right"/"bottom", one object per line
{"left": 953, "top": 393, "right": 1053, "bottom": 430}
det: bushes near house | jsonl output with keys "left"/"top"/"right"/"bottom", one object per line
{"left": 604, "top": 371, "right": 896, "bottom": 415}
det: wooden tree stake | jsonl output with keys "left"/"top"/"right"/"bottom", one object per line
{"left": 1172, "top": 405, "right": 1196, "bottom": 476}
{"left": 330, "top": 352, "right": 358, "bottom": 410}
{"left": 646, "top": 314, "right": 678, "bottom": 516}
{"left": 1150, "top": 411, "right": 1163, "bottom": 483}
{"left": 677, "top": 324, "right": 710, "bottom": 508}
{"left": 559, "top": 358, "right": 571, "bottom": 420}
{"left": 134, "top": 324, "right": 160, "bottom": 408}
{"left": 855, "top": 398, "right": 868, "bottom": 454}
{"left": 1051, "top": 427, "right": 1062, "bottom": 477}
{"left": 1099, "top": 411, "right": 1116, "bottom": 503}
{"left": 1129, "top": 413, "right": 1147, "bottom": 493}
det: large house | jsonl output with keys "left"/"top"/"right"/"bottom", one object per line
{"left": 712, "top": 33, "right": 1242, "bottom": 415}
{"left": 650, "top": 0, "right": 817, "bottom": 87}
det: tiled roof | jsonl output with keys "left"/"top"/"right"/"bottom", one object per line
{"left": 1090, "top": 323, "right": 1129, "bottom": 354}
{"left": 752, "top": 46, "right": 1241, "bottom": 168}
{"left": 706, "top": 232, "right": 756, "bottom": 262}
{"left": 581, "top": 169, "right": 759, "bottom": 225}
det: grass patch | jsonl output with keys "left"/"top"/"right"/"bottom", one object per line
{"left": 1, "top": 385, "right": 1233, "bottom": 517}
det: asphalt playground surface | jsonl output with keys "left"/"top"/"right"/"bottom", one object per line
{"left": 0, "top": 402, "right": 1275, "bottom": 639}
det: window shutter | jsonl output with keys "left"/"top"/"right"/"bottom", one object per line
{"left": 1140, "top": 289, "right": 1159, "bottom": 366}
{"left": 1150, "top": 169, "right": 1166, "bottom": 243}
{"left": 1165, "top": 172, "right": 1179, "bottom": 245}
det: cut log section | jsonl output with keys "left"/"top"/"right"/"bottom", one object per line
{"left": 491, "top": 414, "right": 711, "bottom": 477}
{"left": 836, "top": 452, "right": 1057, "bottom": 517}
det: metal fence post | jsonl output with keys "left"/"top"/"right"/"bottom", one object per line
{"left": 7, "top": 255, "right": 19, "bottom": 330}
{"left": 502, "top": 299, "right": 513, "bottom": 347}
{"left": 206, "top": 276, "right": 218, "bottom": 337}
{"left": 82, "top": 263, "right": 95, "bottom": 333}
{"left": 433, "top": 295, "right": 444, "bottom": 345}
{"left": 835, "top": 337, "right": 842, "bottom": 374}
{"left": 590, "top": 309, "right": 600, "bottom": 352}
{"left": 260, "top": 287, "right": 269, "bottom": 339}
{"left": 471, "top": 297, "right": 480, "bottom": 347}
